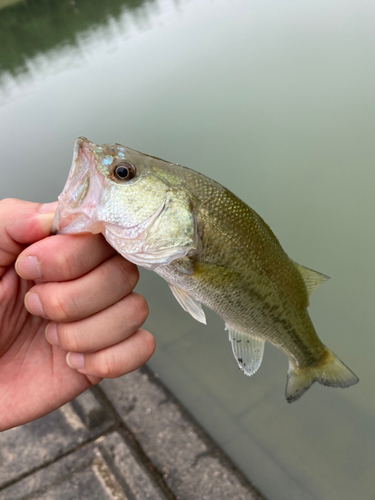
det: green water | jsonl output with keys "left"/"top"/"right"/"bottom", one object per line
{"left": 1, "top": 0, "right": 374, "bottom": 498}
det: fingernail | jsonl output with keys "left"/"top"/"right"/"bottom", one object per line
{"left": 66, "top": 352, "right": 84, "bottom": 369}
{"left": 45, "top": 323, "right": 59, "bottom": 346}
{"left": 25, "top": 292, "right": 45, "bottom": 317}
{"left": 16, "top": 256, "right": 42, "bottom": 280}
{"left": 39, "top": 201, "right": 58, "bottom": 214}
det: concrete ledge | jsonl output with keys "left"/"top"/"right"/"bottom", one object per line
{"left": 0, "top": 366, "right": 265, "bottom": 500}
{"left": 99, "top": 366, "right": 264, "bottom": 500}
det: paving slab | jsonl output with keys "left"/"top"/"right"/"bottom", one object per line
{"left": 100, "top": 367, "right": 264, "bottom": 500}
{"left": 0, "top": 366, "right": 265, "bottom": 500}
{"left": 0, "top": 390, "right": 115, "bottom": 489}
{"left": 0, "top": 430, "right": 168, "bottom": 500}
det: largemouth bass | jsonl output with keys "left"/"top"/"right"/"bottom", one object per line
{"left": 52, "top": 137, "right": 359, "bottom": 402}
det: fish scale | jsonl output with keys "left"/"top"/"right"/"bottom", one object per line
{"left": 53, "top": 137, "right": 359, "bottom": 403}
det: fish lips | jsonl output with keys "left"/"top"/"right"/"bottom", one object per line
{"left": 52, "top": 137, "right": 104, "bottom": 235}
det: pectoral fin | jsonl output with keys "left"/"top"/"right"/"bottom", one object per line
{"left": 227, "top": 325, "right": 265, "bottom": 376}
{"left": 168, "top": 285, "right": 206, "bottom": 324}
{"left": 293, "top": 262, "right": 330, "bottom": 296}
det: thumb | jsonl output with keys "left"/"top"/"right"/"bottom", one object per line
{"left": 0, "top": 199, "right": 57, "bottom": 273}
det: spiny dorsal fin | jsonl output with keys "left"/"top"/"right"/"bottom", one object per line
{"left": 168, "top": 284, "right": 206, "bottom": 324}
{"left": 293, "top": 261, "right": 330, "bottom": 296}
{"left": 226, "top": 325, "right": 265, "bottom": 376}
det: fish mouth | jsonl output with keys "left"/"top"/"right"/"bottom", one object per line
{"left": 52, "top": 137, "right": 104, "bottom": 235}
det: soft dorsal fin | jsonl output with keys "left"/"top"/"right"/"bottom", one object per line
{"left": 226, "top": 325, "right": 265, "bottom": 376}
{"left": 293, "top": 262, "right": 330, "bottom": 296}
{"left": 168, "top": 284, "right": 206, "bottom": 324}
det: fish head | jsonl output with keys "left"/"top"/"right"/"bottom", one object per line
{"left": 53, "top": 137, "right": 199, "bottom": 268}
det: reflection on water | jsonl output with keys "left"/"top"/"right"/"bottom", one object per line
{"left": 0, "top": 0, "right": 155, "bottom": 74}
{"left": 0, "top": 0, "right": 157, "bottom": 99}
{"left": 1, "top": 0, "right": 375, "bottom": 499}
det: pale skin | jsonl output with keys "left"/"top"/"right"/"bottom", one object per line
{"left": 0, "top": 199, "right": 155, "bottom": 432}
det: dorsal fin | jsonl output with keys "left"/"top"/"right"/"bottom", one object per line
{"left": 293, "top": 262, "right": 330, "bottom": 296}
{"left": 226, "top": 325, "right": 265, "bottom": 376}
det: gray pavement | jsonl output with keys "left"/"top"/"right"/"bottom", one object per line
{"left": 0, "top": 367, "right": 265, "bottom": 500}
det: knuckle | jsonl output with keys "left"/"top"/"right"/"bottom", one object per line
{"left": 0, "top": 198, "right": 16, "bottom": 215}
{"left": 45, "top": 291, "right": 72, "bottom": 322}
{"left": 125, "top": 262, "right": 140, "bottom": 288}
{"left": 96, "top": 351, "right": 117, "bottom": 379}
{"left": 142, "top": 330, "right": 156, "bottom": 358}
{"left": 54, "top": 246, "right": 75, "bottom": 279}
{"left": 113, "top": 256, "right": 139, "bottom": 291}
{"left": 57, "top": 324, "right": 81, "bottom": 352}
{"left": 131, "top": 293, "right": 149, "bottom": 324}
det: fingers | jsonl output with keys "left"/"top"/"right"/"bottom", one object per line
{"left": 1, "top": 200, "right": 155, "bottom": 384}
{"left": 45, "top": 292, "right": 149, "bottom": 353}
{"left": 16, "top": 233, "right": 116, "bottom": 283}
{"left": 0, "top": 199, "right": 57, "bottom": 276}
{"left": 29, "top": 241, "right": 154, "bottom": 382}
{"left": 33, "top": 249, "right": 153, "bottom": 380}
{"left": 25, "top": 254, "right": 139, "bottom": 322}
{"left": 66, "top": 329, "right": 155, "bottom": 379}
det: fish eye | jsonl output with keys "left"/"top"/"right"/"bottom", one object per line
{"left": 114, "top": 162, "right": 136, "bottom": 181}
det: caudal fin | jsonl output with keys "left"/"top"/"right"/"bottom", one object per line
{"left": 285, "top": 349, "right": 359, "bottom": 403}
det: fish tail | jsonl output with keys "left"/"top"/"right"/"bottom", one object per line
{"left": 285, "top": 348, "right": 359, "bottom": 403}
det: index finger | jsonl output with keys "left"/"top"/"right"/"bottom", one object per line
{"left": 16, "top": 232, "right": 118, "bottom": 282}
{"left": 0, "top": 199, "right": 56, "bottom": 278}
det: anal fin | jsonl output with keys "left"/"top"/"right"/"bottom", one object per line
{"left": 227, "top": 325, "right": 265, "bottom": 376}
{"left": 168, "top": 284, "right": 206, "bottom": 324}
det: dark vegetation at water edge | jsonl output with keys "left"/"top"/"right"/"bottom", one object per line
{"left": 0, "top": 0, "right": 155, "bottom": 77}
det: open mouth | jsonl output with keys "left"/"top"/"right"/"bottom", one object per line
{"left": 52, "top": 137, "right": 103, "bottom": 235}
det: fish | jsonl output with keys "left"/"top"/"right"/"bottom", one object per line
{"left": 52, "top": 137, "right": 359, "bottom": 402}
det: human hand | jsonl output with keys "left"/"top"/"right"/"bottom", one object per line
{"left": 0, "top": 199, "right": 155, "bottom": 431}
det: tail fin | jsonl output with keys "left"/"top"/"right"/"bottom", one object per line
{"left": 285, "top": 349, "right": 359, "bottom": 403}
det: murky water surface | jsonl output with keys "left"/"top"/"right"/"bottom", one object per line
{"left": 1, "top": 1, "right": 374, "bottom": 498}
